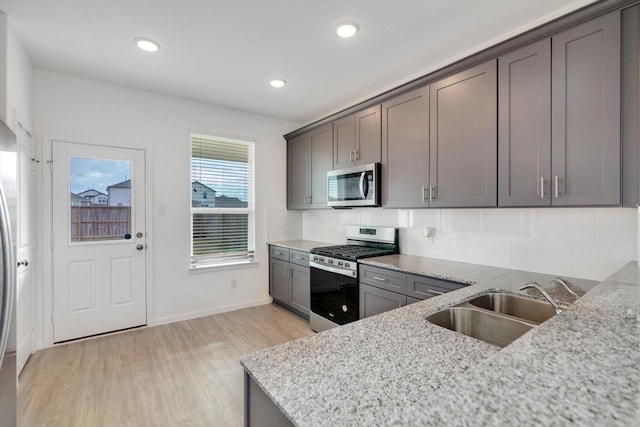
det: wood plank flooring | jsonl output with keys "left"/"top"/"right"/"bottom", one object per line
{"left": 18, "top": 303, "right": 314, "bottom": 427}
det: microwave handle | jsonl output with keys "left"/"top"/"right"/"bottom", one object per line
{"left": 359, "top": 171, "right": 368, "bottom": 199}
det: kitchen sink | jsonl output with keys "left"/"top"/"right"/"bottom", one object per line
{"left": 425, "top": 306, "right": 535, "bottom": 348}
{"left": 466, "top": 292, "right": 556, "bottom": 324}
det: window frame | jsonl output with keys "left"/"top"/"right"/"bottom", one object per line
{"left": 189, "top": 133, "right": 256, "bottom": 269}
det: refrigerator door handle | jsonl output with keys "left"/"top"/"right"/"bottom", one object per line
{"left": 0, "top": 183, "right": 15, "bottom": 369}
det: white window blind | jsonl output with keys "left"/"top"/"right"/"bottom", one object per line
{"left": 191, "top": 134, "right": 255, "bottom": 267}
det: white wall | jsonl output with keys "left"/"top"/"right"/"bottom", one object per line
{"left": 303, "top": 207, "right": 638, "bottom": 281}
{"left": 34, "top": 69, "right": 302, "bottom": 348}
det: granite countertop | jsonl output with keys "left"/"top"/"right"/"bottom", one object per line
{"left": 269, "top": 240, "right": 334, "bottom": 252}
{"left": 241, "top": 260, "right": 639, "bottom": 426}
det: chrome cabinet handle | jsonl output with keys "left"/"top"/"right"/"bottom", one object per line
{"left": 540, "top": 176, "right": 544, "bottom": 199}
{"left": 429, "top": 185, "right": 436, "bottom": 201}
{"left": 293, "top": 256, "right": 303, "bottom": 260}
{"left": 424, "top": 289, "right": 444, "bottom": 296}
{"left": 554, "top": 175, "right": 559, "bottom": 198}
{"left": 422, "top": 186, "right": 427, "bottom": 201}
{"left": 274, "top": 251, "right": 282, "bottom": 255}
{"left": 372, "top": 276, "right": 387, "bottom": 282}
{"left": 350, "top": 150, "right": 354, "bottom": 162}
{"left": 354, "top": 149, "right": 359, "bottom": 161}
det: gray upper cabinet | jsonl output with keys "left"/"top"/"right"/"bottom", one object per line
{"left": 287, "top": 134, "right": 309, "bottom": 210}
{"left": 429, "top": 60, "right": 498, "bottom": 208}
{"left": 551, "top": 11, "right": 621, "bottom": 206}
{"left": 287, "top": 123, "right": 333, "bottom": 209}
{"left": 334, "top": 105, "right": 381, "bottom": 169}
{"left": 382, "top": 86, "right": 430, "bottom": 208}
{"left": 498, "top": 39, "right": 551, "bottom": 207}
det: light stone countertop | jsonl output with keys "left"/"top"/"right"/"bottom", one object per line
{"left": 241, "top": 258, "right": 638, "bottom": 426}
{"left": 268, "top": 240, "right": 334, "bottom": 252}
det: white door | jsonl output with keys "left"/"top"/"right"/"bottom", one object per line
{"left": 52, "top": 141, "right": 147, "bottom": 343}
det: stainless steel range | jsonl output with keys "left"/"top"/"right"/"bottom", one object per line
{"left": 309, "top": 225, "right": 398, "bottom": 332}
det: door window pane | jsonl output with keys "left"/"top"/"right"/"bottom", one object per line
{"left": 69, "top": 157, "right": 132, "bottom": 241}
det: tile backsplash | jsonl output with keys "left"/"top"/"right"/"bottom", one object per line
{"left": 302, "top": 207, "right": 638, "bottom": 281}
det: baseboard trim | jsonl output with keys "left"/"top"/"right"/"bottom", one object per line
{"left": 151, "top": 297, "right": 274, "bottom": 326}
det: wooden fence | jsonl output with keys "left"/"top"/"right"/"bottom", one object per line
{"left": 71, "top": 206, "right": 131, "bottom": 241}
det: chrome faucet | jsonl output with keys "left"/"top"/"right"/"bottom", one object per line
{"left": 550, "top": 277, "right": 579, "bottom": 299}
{"left": 519, "top": 282, "right": 562, "bottom": 314}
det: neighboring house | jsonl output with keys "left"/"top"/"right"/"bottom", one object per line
{"left": 77, "top": 189, "right": 108, "bottom": 205}
{"left": 192, "top": 181, "right": 216, "bottom": 207}
{"left": 70, "top": 192, "right": 91, "bottom": 207}
{"left": 107, "top": 179, "right": 131, "bottom": 206}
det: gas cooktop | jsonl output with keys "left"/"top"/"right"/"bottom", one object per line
{"left": 311, "top": 245, "right": 396, "bottom": 261}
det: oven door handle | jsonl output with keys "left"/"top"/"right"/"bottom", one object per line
{"left": 310, "top": 261, "right": 357, "bottom": 278}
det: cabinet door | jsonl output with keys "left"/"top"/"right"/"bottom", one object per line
{"left": 333, "top": 114, "right": 356, "bottom": 169}
{"left": 551, "top": 11, "right": 621, "bottom": 206}
{"left": 359, "top": 284, "right": 406, "bottom": 319}
{"left": 355, "top": 105, "right": 382, "bottom": 165}
{"left": 289, "top": 264, "right": 310, "bottom": 316}
{"left": 287, "top": 134, "right": 310, "bottom": 209}
{"left": 429, "top": 60, "right": 498, "bottom": 207}
{"left": 498, "top": 39, "right": 551, "bottom": 207}
{"left": 270, "top": 258, "right": 290, "bottom": 303}
{"left": 382, "top": 87, "right": 430, "bottom": 208}
{"left": 308, "top": 123, "right": 333, "bottom": 209}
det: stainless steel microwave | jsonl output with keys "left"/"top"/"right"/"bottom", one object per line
{"left": 327, "top": 163, "right": 381, "bottom": 207}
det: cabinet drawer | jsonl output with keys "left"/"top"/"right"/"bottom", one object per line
{"left": 359, "top": 265, "right": 406, "bottom": 293}
{"left": 270, "top": 246, "right": 290, "bottom": 261}
{"left": 289, "top": 249, "right": 309, "bottom": 267}
{"left": 406, "top": 274, "right": 466, "bottom": 300}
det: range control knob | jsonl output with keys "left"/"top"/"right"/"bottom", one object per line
{"left": 338, "top": 261, "right": 344, "bottom": 267}
{"left": 344, "top": 262, "right": 350, "bottom": 268}
{"left": 328, "top": 259, "right": 334, "bottom": 264}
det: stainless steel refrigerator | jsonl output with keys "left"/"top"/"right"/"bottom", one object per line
{"left": 0, "top": 119, "right": 17, "bottom": 426}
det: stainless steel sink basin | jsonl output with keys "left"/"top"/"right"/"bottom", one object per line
{"left": 466, "top": 292, "right": 556, "bottom": 324}
{"left": 425, "top": 306, "right": 535, "bottom": 348}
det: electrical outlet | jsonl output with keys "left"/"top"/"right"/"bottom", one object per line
{"left": 231, "top": 279, "right": 238, "bottom": 289}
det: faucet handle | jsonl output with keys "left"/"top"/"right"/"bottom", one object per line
{"left": 519, "top": 282, "right": 562, "bottom": 314}
{"left": 550, "top": 277, "right": 579, "bottom": 299}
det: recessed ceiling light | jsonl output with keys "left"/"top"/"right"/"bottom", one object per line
{"left": 270, "top": 79, "right": 286, "bottom": 88}
{"left": 336, "top": 22, "right": 359, "bottom": 38}
{"left": 135, "top": 37, "right": 160, "bottom": 52}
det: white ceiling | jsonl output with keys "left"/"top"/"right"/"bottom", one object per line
{"left": 0, "top": 0, "right": 597, "bottom": 125}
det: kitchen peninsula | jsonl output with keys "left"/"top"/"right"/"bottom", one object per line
{"left": 241, "top": 258, "right": 639, "bottom": 426}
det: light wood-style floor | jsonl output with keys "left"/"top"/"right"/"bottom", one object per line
{"left": 17, "top": 303, "right": 314, "bottom": 427}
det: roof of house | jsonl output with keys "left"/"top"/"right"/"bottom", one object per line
{"left": 192, "top": 181, "right": 216, "bottom": 193}
{"left": 107, "top": 179, "right": 131, "bottom": 189}
{"left": 78, "top": 189, "right": 107, "bottom": 197}
{"left": 214, "top": 195, "right": 247, "bottom": 208}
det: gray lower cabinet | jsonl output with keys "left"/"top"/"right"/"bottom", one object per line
{"left": 551, "top": 11, "right": 621, "bottom": 206}
{"left": 359, "top": 264, "right": 465, "bottom": 319}
{"left": 382, "top": 86, "right": 430, "bottom": 208}
{"left": 622, "top": 5, "right": 640, "bottom": 207}
{"left": 498, "top": 39, "right": 552, "bottom": 207}
{"left": 334, "top": 105, "right": 381, "bottom": 169}
{"left": 360, "top": 284, "right": 406, "bottom": 319}
{"left": 287, "top": 123, "right": 333, "bottom": 209}
{"left": 245, "top": 372, "right": 293, "bottom": 427}
{"left": 429, "top": 60, "right": 498, "bottom": 208}
{"left": 269, "top": 246, "right": 310, "bottom": 318}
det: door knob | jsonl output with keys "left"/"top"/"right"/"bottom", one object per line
{"left": 136, "top": 244, "right": 144, "bottom": 251}
{"left": 17, "top": 260, "right": 29, "bottom": 267}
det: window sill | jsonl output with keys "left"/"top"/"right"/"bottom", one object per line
{"left": 188, "top": 260, "right": 259, "bottom": 273}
